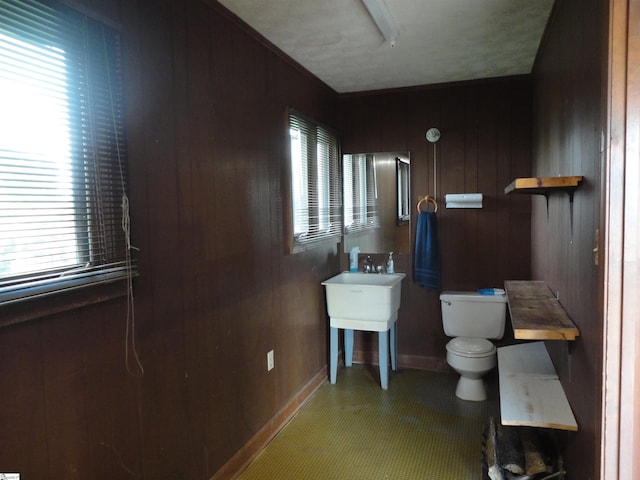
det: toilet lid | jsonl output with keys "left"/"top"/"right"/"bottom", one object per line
{"left": 446, "top": 337, "right": 496, "bottom": 357}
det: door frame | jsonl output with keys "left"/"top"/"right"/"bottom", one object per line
{"left": 601, "top": 0, "right": 640, "bottom": 477}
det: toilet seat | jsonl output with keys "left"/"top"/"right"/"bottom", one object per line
{"left": 446, "top": 337, "right": 496, "bottom": 358}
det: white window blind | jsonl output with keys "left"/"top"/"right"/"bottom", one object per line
{"left": 288, "top": 111, "right": 341, "bottom": 251}
{"left": 0, "top": 0, "right": 134, "bottom": 305}
{"left": 343, "top": 153, "right": 379, "bottom": 233}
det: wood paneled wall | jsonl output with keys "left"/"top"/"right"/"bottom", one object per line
{"left": 0, "top": 0, "right": 339, "bottom": 478}
{"left": 530, "top": 0, "right": 608, "bottom": 477}
{"left": 338, "top": 79, "right": 532, "bottom": 368}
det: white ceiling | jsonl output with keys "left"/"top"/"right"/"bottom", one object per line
{"left": 217, "top": 0, "right": 555, "bottom": 94}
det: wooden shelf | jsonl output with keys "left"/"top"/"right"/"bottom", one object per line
{"left": 498, "top": 342, "right": 578, "bottom": 431}
{"left": 504, "top": 176, "right": 583, "bottom": 195}
{"left": 504, "top": 280, "right": 579, "bottom": 341}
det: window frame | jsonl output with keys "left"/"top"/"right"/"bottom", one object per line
{"left": 0, "top": 0, "right": 134, "bottom": 320}
{"left": 396, "top": 156, "right": 411, "bottom": 224}
{"left": 286, "top": 110, "right": 341, "bottom": 254}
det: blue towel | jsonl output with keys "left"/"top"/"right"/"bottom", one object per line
{"left": 415, "top": 211, "right": 441, "bottom": 290}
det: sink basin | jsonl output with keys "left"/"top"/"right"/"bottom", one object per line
{"left": 322, "top": 272, "right": 406, "bottom": 330}
{"left": 323, "top": 272, "right": 406, "bottom": 389}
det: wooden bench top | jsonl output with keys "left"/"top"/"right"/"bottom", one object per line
{"left": 498, "top": 341, "right": 578, "bottom": 431}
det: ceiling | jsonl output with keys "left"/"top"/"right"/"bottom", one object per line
{"left": 217, "top": 0, "right": 555, "bottom": 94}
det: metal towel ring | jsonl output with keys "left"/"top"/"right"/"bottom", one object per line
{"left": 416, "top": 195, "right": 438, "bottom": 213}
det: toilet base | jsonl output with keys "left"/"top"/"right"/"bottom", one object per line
{"left": 455, "top": 376, "right": 487, "bottom": 401}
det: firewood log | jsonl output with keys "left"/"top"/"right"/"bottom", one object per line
{"left": 484, "top": 417, "right": 506, "bottom": 480}
{"left": 496, "top": 424, "right": 525, "bottom": 474}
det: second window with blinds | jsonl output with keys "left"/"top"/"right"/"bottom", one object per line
{"left": 287, "top": 111, "right": 341, "bottom": 253}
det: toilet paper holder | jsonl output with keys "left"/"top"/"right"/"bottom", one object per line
{"left": 445, "top": 193, "right": 483, "bottom": 209}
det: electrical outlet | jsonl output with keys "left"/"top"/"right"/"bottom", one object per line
{"left": 267, "top": 350, "right": 274, "bottom": 371}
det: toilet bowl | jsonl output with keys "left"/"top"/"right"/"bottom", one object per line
{"left": 446, "top": 337, "right": 496, "bottom": 401}
{"left": 439, "top": 291, "right": 507, "bottom": 401}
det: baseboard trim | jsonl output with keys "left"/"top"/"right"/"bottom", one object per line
{"left": 397, "top": 353, "right": 451, "bottom": 373}
{"left": 350, "top": 350, "right": 451, "bottom": 374}
{"left": 212, "top": 367, "right": 327, "bottom": 480}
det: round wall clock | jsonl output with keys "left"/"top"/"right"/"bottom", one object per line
{"left": 426, "top": 127, "right": 441, "bottom": 143}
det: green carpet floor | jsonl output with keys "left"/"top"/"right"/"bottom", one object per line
{"left": 237, "top": 365, "right": 499, "bottom": 480}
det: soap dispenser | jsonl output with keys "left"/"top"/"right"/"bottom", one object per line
{"left": 349, "top": 246, "right": 360, "bottom": 272}
{"left": 386, "top": 252, "right": 394, "bottom": 274}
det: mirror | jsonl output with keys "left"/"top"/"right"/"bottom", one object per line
{"left": 342, "top": 151, "right": 411, "bottom": 254}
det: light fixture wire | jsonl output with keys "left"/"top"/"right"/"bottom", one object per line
{"left": 433, "top": 142, "right": 437, "bottom": 201}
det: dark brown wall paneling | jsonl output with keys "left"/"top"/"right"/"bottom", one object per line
{"left": 0, "top": 321, "right": 49, "bottom": 478}
{"left": 0, "top": 0, "right": 339, "bottom": 478}
{"left": 338, "top": 78, "right": 532, "bottom": 369}
{"left": 530, "top": 0, "right": 608, "bottom": 477}
{"left": 0, "top": 297, "right": 143, "bottom": 479}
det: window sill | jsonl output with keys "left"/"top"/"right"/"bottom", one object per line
{"left": 289, "top": 235, "right": 341, "bottom": 254}
{"left": 0, "top": 280, "right": 129, "bottom": 329}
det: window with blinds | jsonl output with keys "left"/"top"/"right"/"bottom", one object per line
{"left": 343, "top": 153, "right": 379, "bottom": 233}
{"left": 0, "top": 0, "right": 134, "bottom": 305}
{"left": 288, "top": 111, "right": 341, "bottom": 252}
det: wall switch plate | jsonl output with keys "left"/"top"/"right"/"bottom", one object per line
{"left": 267, "top": 350, "right": 274, "bottom": 371}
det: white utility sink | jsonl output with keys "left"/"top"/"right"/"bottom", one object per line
{"left": 322, "top": 271, "right": 406, "bottom": 390}
{"left": 322, "top": 272, "right": 406, "bottom": 330}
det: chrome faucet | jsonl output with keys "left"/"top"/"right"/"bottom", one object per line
{"left": 363, "top": 256, "right": 383, "bottom": 273}
{"left": 363, "top": 255, "right": 375, "bottom": 273}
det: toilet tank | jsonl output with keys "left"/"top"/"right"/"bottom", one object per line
{"left": 439, "top": 291, "right": 507, "bottom": 339}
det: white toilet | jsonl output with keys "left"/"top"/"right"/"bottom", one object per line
{"left": 439, "top": 291, "right": 507, "bottom": 401}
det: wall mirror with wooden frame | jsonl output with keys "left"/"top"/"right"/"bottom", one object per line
{"left": 342, "top": 151, "right": 411, "bottom": 254}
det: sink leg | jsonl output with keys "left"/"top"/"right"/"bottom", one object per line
{"left": 344, "top": 329, "right": 354, "bottom": 367}
{"left": 330, "top": 326, "right": 338, "bottom": 384}
{"left": 378, "top": 330, "right": 389, "bottom": 390}
{"left": 390, "top": 322, "right": 397, "bottom": 371}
